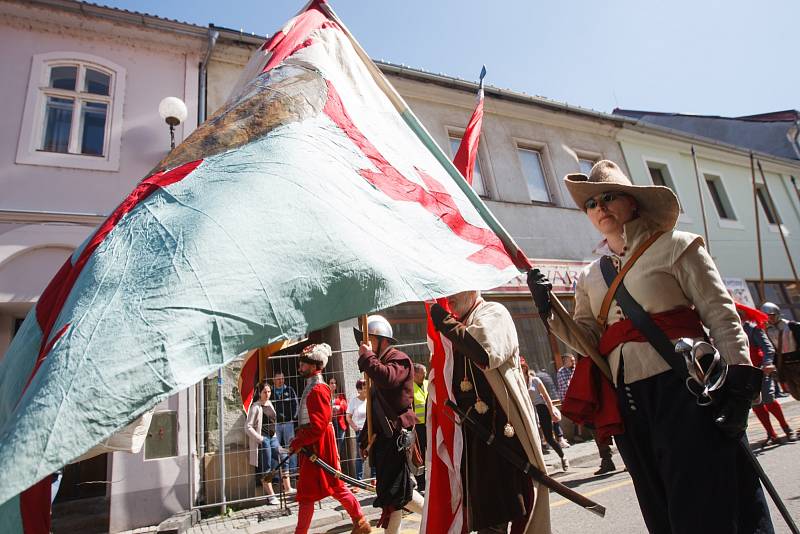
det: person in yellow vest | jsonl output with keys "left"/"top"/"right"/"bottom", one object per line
{"left": 413, "top": 362, "right": 428, "bottom": 492}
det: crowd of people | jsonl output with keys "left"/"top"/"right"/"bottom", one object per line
{"left": 243, "top": 159, "right": 798, "bottom": 533}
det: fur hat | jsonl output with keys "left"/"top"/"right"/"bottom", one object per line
{"left": 299, "top": 343, "right": 331, "bottom": 369}
{"left": 564, "top": 160, "right": 680, "bottom": 232}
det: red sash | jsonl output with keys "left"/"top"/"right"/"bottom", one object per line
{"left": 562, "top": 307, "right": 705, "bottom": 440}
{"left": 598, "top": 306, "right": 705, "bottom": 356}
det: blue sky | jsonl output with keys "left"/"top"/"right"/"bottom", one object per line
{"left": 102, "top": 0, "right": 798, "bottom": 116}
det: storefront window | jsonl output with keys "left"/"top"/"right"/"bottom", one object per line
{"left": 747, "top": 280, "right": 800, "bottom": 320}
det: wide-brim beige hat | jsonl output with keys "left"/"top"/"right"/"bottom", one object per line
{"left": 565, "top": 160, "right": 680, "bottom": 232}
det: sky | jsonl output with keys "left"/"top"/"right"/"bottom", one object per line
{"left": 101, "top": 0, "right": 798, "bottom": 117}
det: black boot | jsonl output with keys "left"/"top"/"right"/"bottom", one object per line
{"left": 594, "top": 459, "right": 616, "bottom": 475}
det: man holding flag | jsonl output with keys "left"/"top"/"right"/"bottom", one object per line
{"left": 430, "top": 292, "right": 550, "bottom": 533}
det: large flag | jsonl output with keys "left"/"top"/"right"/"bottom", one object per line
{"left": 0, "top": 1, "right": 530, "bottom": 531}
{"left": 421, "top": 66, "right": 498, "bottom": 534}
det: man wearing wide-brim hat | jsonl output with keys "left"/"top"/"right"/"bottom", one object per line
{"left": 527, "top": 160, "right": 773, "bottom": 533}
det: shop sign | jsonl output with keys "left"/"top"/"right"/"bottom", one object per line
{"left": 488, "top": 259, "right": 592, "bottom": 295}
{"left": 723, "top": 277, "right": 755, "bottom": 307}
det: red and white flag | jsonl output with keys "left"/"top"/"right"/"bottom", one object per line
{"left": 422, "top": 66, "right": 522, "bottom": 534}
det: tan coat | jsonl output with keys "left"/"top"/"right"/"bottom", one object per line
{"left": 245, "top": 401, "right": 275, "bottom": 467}
{"left": 464, "top": 299, "right": 551, "bottom": 534}
{"left": 549, "top": 217, "right": 750, "bottom": 385}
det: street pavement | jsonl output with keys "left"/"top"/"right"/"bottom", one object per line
{"left": 121, "top": 397, "right": 799, "bottom": 533}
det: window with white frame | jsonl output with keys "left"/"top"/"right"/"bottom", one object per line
{"left": 704, "top": 174, "right": 736, "bottom": 220}
{"left": 756, "top": 185, "right": 781, "bottom": 224}
{"left": 518, "top": 147, "right": 550, "bottom": 203}
{"left": 448, "top": 134, "right": 488, "bottom": 197}
{"left": 646, "top": 162, "right": 683, "bottom": 212}
{"left": 41, "top": 63, "right": 112, "bottom": 156}
{"left": 16, "top": 52, "right": 126, "bottom": 171}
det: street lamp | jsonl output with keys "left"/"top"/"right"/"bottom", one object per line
{"left": 158, "top": 96, "right": 188, "bottom": 150}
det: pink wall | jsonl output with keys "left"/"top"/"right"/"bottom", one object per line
{"left": 0, "top": 15, "right": 200, "bottom": 215}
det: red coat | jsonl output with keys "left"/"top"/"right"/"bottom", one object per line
{"left": 290, "top": 381, "right": 346, "bottom": 502}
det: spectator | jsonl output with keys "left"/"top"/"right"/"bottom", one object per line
{"left": 328, "top": 376, "right": 348, "bottom": 456}
{"left": 536, "top": 366, "right": 569, "bottom": 448}
{"left": 346, "top": 379, "right": 370, "bottom": 480}
{"left": 273, "top": 371, "right": 299, "bottom": 480}
{"left": 412, "top": 363, "right": 428, "bottom": 492}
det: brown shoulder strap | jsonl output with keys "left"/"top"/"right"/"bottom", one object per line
{"left": 597, "top": 231, "right": 664, "bottom": 326}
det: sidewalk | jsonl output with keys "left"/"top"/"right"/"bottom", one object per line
{"left": 121, "top": 397, "right": 798, "bottom": 534}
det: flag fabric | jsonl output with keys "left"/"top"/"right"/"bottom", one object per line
{"left": 0, "top": 1, "right": 530, "bottom": 530}
{"left": 421, "top": 66, "right": 495, "bottom": 534}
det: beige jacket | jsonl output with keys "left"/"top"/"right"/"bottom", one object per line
{"left": 246, "top": 401, "right": 277, "bottom": 467}
{"left": 465, "top": 299, "right": 551, "bottom": 534}
{"left": 549, "top": 218, "right": 750, "bottom": 385}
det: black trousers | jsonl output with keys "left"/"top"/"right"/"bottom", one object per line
{"left": 415, "top": 423, "right": 427, "bottom": 491}
{"left": 615, "top": 367, "right": 774, "bottom": 534}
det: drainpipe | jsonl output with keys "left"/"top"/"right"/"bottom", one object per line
{"left": 195, "top": 26, "right": 218, "bottom": 507}
{"left": 198, "top": 25, "right": 219, "bottom": 124}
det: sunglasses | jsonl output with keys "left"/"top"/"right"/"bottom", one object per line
{"left": 583, "top": 192, "right": 627, "bottom": 211}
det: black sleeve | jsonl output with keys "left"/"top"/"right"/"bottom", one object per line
{"left": 436, "top": 313, "right": 490, "bottom": 367}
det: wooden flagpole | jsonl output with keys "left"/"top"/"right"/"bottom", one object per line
{"left": 690, "top": 146, "right": 711, "bottom": 254}
{"left": 359, "top": 314, "right": 374, "bottom": 451}
{"left": 757, "top": 159, "right": 799, "bottom": 284}
{"left": 751, "top": 153, "right": 765, "bottom": 301}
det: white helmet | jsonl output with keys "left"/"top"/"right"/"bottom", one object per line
{"left": 760, "top": 302, "right": 781, "bottom": 316}
{"left": 353, "top": 314, "right": 398, "bottom": 345}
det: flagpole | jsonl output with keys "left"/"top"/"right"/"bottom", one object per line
{"left": 690, "top": 146, "right": 711, "bottom": 254}
{"left": 757, "top": 159, "right": 799, "bottom": 284}
{"left": 360, "top": 314, "right": 374, "bottom": 451}
{"left": 751, "top": 153, "right": 765, "bottom": 301}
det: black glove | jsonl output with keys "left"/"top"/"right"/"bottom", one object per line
{"left": 526, "top": 268, "right": 552, "bottom": 317}
{"left": 429, "top": 303, "right": 450, "bottom": 332}
{"left": 712, "top": 364, "right": 763, "bottom": 439}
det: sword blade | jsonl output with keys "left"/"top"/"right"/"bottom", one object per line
{"left": 299, "top": 447, "right": 376, "bottom": 492}
{"left": 445, "top": 400, "right": 606, "bottom": 518}
{"left": 740, "top": 440, "right": 800, "bottom": 534}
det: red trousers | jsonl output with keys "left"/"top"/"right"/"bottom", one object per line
{"left": 752, "top": 401, "right": 789, "bottom": 438}
{"left": 295, "top": 483, "right": 362, "bottom": 534}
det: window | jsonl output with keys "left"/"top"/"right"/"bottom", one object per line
{"left": 704, "top": 174, "right": 735, "bottom": 220}
{"left": 578, "top": 158, "right": 595, "bottom": 175}
{"left": 145, "top": 411, "right": 178, "bottom": 459}
{"left": 40, "top": 63, "right": 111, "bottom": 156}
{"left": 647, "top": 162, "right": 682, "bottom": 212}
{"left": 756, "top": 185, "right": 780, "bottom": 224}
{"left": 17, "top": 52, "right": 126, "bottom": 171}
{"left": 518, "top": 147, "right": 550, "bottom": 203}
{"left": 448, "top": 135, "right": 488, "bottom": 197}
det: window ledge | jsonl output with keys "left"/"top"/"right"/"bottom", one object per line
{"left": 16, "top": 150, "right": 119, "bottom": 171}
{"left": 768, "top": 224, "right": 789, "bottom": 236}
{"left": 718, "top": 218, "right": 744, "bottom": 230}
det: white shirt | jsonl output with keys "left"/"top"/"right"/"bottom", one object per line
{"left": 347, "top": 395, "right": 368, "bottom": 431}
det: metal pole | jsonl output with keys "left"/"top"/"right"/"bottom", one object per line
{"left": 217, "top": 369, "right": 226, "bottom": 515}
{"left": 791, "top": 176, "right": 800, "bottom": 206}
{"left": 690, "top": 146, "right": 711, "bottom": 254}
{"left": 751, "top": 153, "right": 765, "bottom": 301}
{"left": 758, "top": 160, "right": 799, "bottom": 283}
{"left": 187, "top": 387, "right": 193, "bottom": 511}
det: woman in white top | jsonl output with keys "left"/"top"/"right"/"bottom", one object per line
{"left": 345, "top": 379, "right": 369, "bottom": 480}
{"left": 246, "top": 381, "right": 289, "bottom": 504}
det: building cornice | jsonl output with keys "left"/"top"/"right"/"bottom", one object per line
{"left": 0, "top": 209, "right": 105, "bottom": 226}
